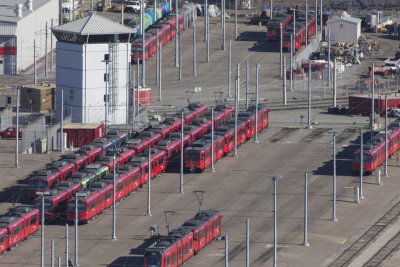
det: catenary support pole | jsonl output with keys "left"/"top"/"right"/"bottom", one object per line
{"left": 180, "top": 111, "right": 184, "bottom": 193}
{"left": 204, "top": 0, "right": 207, "bottom": 41}
{"left": 254, "top": 64, "right": 259, "bottom": 143}
{"left": 147, "top": 148, "right": 151, "bottom": 216}
{"left": 327, "top": 29, "right": 331, "bottom": 87}
{"left": 228, "top": 40, "right": 232, "bottom": 97}
{"left": 41, "top": 194, "right": 44, "bottom": 267}
{"left": 280, "top": 23, "right": 283, "bottom": 78}
{"left": 385, "top": 94, "right": 388, "bottom": 176}
{"left": 303, "top": 173, "right": 310, "bottom": 246}
{"left": 141, "top": 0, "right": 146, "bottom": 86}
{"left": 175, "top": 0, "right": 178, "bottom": 67}
{"left": 290, "top": 34, "right": 293, "bottom": 92}
{"left": 206, "top": 0, "right": 210, "bottom": 62}
{"left": 193, "top": 19, "right": 197, "bottom": 76}
{"left": 305, "top": 0, "right": 308, "bottom": 45}
{"left": 112, "top": 155, "right": 117, "bottom": 240}
{"left": 225, "top": 235, "right": 229, "bottom": 267}
{"left": 315, "top": 0, "right": 318, "bottom": 39}
{"left": 51, "top": 240, "right": 55, "bottom": 267}
{"left": 246, "top": 59, "right": 249, "bottom": 109}
{"left": 75, "top": 193, "right": 79, "bottom": 266}
{"left": 15, "top": 86, "right": 20, "bottom": 168}
{"left": 211, "top": 107, "right": 215, "bottom": 172}
{"left": 332, "top": 132, "right": 337, "bottom": 221}
{"left": 272, "top": 176, "right": 278, "bottom": 267}
{"left": 246, "top": 218, "right": 250, "bottom": 267}
{"left": 283, "top": 56, "right": 287, "bottom": 105}
{"left": 320, "top": 0, "right": 323, "bottom": 34}
{"left": 34, "top": 39, "right": 37, "bottom": 85}
{"left": 360, "top": 130, "right": 364, "bottom": 199}
{"left": 333, "top": 58, "right": 337, "bottom": 107}
{"left": 222, "top": 0, "right": 226, "bottom": 50}
{"left": 61, "top": 89, "right": 64, "bottom": 153}
{"left": 45, "top": 21, "right": 48, "bottom": 77}
{"left": 58, "top": 256, "right": 61, "bottom": 267}
{"left": 234, "top": 76, "right": 238, "bottom": 157}
{"left": 65, "top": 224, "right": 69, "bottom": 267}
{"left": 156, "top": 27, "right": 159, "bottom": 85}
{"left": 234, "top": 0, "right": 237, "bottom": 39}
{"left": 308, "top": 61, "right": 312, "bottom": 129}
{"left": 371, "top": 62, "right": 375, "bottom": 132}
{"left": 179, "top": 32, "right": 182, "bottom": 80}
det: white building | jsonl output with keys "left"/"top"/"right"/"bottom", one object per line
{"left": 53, "top": 13, "right": 133, "bottom": 125}
{"left": 326, "top": 13, "right": 362, "bottom": 44}
{"left": 0, "top": 0, "right": 58, "bottom": 75}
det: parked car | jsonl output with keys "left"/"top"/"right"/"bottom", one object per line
{"left": 124, "top": 0, "right": 145, "bottom": 13}
{"left": 0, "top": 127, "right": 22, "bottom": 139}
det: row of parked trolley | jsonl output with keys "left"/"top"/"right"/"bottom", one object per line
{"left": 130, "top": 2, "right": 197, "bottom": 61}
{"left": 0, "top": 102, "right": 269, "bottom": 259}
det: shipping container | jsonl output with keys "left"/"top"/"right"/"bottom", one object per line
{"left": 63, "top": 123, "right": 104, "bottom": 148}
{"left": 348, "top": 94, "right": 400, "bottom": 116}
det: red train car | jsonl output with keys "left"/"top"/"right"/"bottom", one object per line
{"left": 61, "top": 153, "right": 90, "bottom": 172}
{"left": 267, "top": 14, "right": 293, "bottom": 40}
{"left": 0, "top": 206, "right": 40, "bottom": 254}
{"left": 28, "top": 169, "right": 63, "bottom": 199}
{"left": 48, "top": 160, "right": 76, "bottom": 180}
{"left": 78, "top": 145, "right": 102, "bottom": 164}
{"left": 353, "top": 129, "right": 400, "bottom": 173}
{"left": 143, "top": 210, "right": 222, "bottom": 267}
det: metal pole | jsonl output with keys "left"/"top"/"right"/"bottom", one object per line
{"left": 112, "top": 154, "right": 117, "bottom": 239}
{"left": 204, "top": 0, "right": 207, "bottom": 41}
{"left": 234, "top": 0, "right": 237, "bottom": 39}
{"left": 133, "top": 66, "right": 136, "bottom": 119}
{"left": 156, "top": 27, "right": 159, "bottom": 85}
{"left": 246, "top": 218, "right": 250, "bottom": 267}
{"left": 65, "top": 224, "right": 68, "bottom": 267}
{"left": 225, "top": 235, "right": 229, "bottom": 267}
{"left": 315, "top": 0, "right": 318, "bottom": 39}
{"left": 179, "top": 32, "right": 182, "bottom": 80}
{"left": 105, "top": 62, "right": 109, "bottom": 134}
{"left": 283, "top": 56, "right": 287, "bottom": 105}
{"left": 360, "top": 131, "right": 364, "bottom": 199}
{"left": 303, "top": 173, "right": 309, "bottom": 246}
{"left": 246, "top": 59, "right": 249, "bottom": 109}
{"left": 234, "top": 77, "right": 238, "bottom": 157}
{"left": 175, "top": 0, "right": 178, "bottom": 67}
{"left": 193, "top": 20, "right": 197, "bottom": 76}
{"left": 320, "top": 0, "right": 323, "bottom": 34}
{"left": 207, "top": 6, "right": 210, "bottom": 63}
{"left": 270, "top": 0, "right": 273, "bottom": 18}
{"left": 273, "top": 177, "right": 277, "bottom": 267}
{"left": 51, "top": 240, "right": 55, "bottom": 267}
{"left": 58, "top": 257, "right": 61, "bottom": 267}
{"left": 332, "top": 132, "right": 337, "bottom": 221}
{"left": 290, "top": 34, "right": 293, "bottom": 92}
{"left": 228, "top": 40, "right": 232, "bottom": 97}
{"left": 74, "top": 193, "right": 79, "bottom": 266}
{"left": 147, "top": 148, "right": 151, "bottom": 216}
{"left": 159, "top": 38, "right": 162, "bottom": 101}
{"left": 41, "top": 195, "right": 44, "bottom": 267}
{"left": 136, "top": 65, "right": 140, "bottom": 120}
{"left": 222, "top": 0, "right": 226, "bottom": 50}
{"left": 308, "top": 61, "right": 312, "bottom": 129}
{"left": 45, "top": 21, "right": 48, "bottom": 77}
{"left": 385, "top": 94, "right": 388, "bottom": 176}
{"left": 280, "top": 23, "right": 283, "bottom": 78}
{"left": 254, "top": 64, "right": 259, "bottom": 143}
{"left": 327, "top": 29, "right": 331, "bottom": 87}
{"left": 333, "top": 59, "right": 337, "bottom": 107}
{"left": 211, "top": 108, "right": 215, "bottom": 172}
{"left": 372, "top": 62, "right": 375, "bottom": 131}
{"left": 34, "top": 39, "right": 37, "bottom": 85}
{"left": 141, "top": 0, "right": 146, "bottom": 87}
{"left": 61, "top": 89, "right": 64, "bottom": 153}
{"left": 15, "top": 86, "right": 19, "bottom": 168}
{"left": 180, "top": 111, "right": 184, "bottom": 193}
{"left": 305, "top": 0, "right": 308, "bottom": 45}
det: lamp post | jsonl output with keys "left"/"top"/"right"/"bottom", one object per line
{"left": 36, "top": 192, "right": 45, "bottom": 267}
{"left": 112, "top": 154, "right": 117, "bottom": 240}
{"left": 271, "top": 175, "right": 282, "bottom": 267}
{"left": 102, "top": 54, "right": 111, "bottom": 134}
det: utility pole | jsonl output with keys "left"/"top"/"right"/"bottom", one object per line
{"left": 175, "top": 0, "right": 179, "bottom": 67}
{"left": 34, "top": 39, "right": 37, "bottom": 85}
{"left": 45, "top": 21, "right": 48, "bottom": 77}
{"left": 74, "top": 194, "right": 79, "bottom": 266}
{"left": 112, "top": 155, "right": 117, "bottom": 240}
{"left": 15, "top": 86, "right": 20, "bottom": 168}
{"left": 303, "top": 173, "right": 310, "bottom": 246}
{"left": 308, "top": 61, "right": 312, "bottom": 129}
{"left": 246, "top": 59, "right": 249, "bottom": 109}
{"left": 60, "top": 89, "right": 64, "bottom": 153}
{"left": 235, "top": 0, "right": 238, "bottom": 39}
{"left": 193, "top": 19, "right": 197, "bottom": 76}
{"left": 280, "top": 23, "right": 283, "bottom": 78}
{"left": 283, "top": 56, "right": 287, "bottom": 106}
{"left": 180, "top": 111, "right": 184, "bottom": 193}
{"left": 211, "top": 107, "right": 215, "bottom": 172}
{"left": 332, "top": 132, "right": 337, "bottom": 222}
{"left": 254, "top": 64, "right": 260, "bottom": 143}
{"left": 147, "top": 148, "right": 152, "bottom": 216}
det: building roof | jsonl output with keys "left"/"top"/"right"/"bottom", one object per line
{"left": 327, "top": 16, "right": 362, "bottom": 25}
{"left": 53, "top": 12, "right": 133, "bottom": 36}
{"left": 0, "top": 0, "right": 51, "bottom": 24}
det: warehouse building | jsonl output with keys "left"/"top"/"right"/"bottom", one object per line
{"left": 52, "top": 12, "right": 132, "bottom": 125}
{"left": 0, "top": 0, "right": 58, "bottom": 75}
{"left": 326, "top": 12, "right": 362, "bottom": 44}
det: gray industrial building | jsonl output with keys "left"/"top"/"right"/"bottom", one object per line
{"left": 0, "top": 0, "right": 58, "bottom": 75}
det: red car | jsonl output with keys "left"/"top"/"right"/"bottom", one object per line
{"left": 0, "top": 127, "right": 22, "bottom": 139}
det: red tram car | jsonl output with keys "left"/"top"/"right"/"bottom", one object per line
{"left": 143, "top": 209, "right": 222, "bottom": 267}
{"left": 266, "top": 14, "right": 293, "bottom": 40}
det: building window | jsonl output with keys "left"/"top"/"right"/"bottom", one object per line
{"left": 340, "top": 24, "right": 343, "bottom": 28}
{"left": 69, "top": 89, "right": 74, "bottom": 100}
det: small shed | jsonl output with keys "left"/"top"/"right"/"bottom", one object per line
{"left": 326, "top": 13, "right": 362, "bottom": 44}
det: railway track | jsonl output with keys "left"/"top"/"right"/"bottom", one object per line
{"left": 336, "top": 128, "right": 359, "bottom": 143}
{"left": 266, "top": 127, "right": 299, "bottom": 143}
{"left": 268, "top": 97, "right": 348, "bottom": 111}
{"left": 329, "top": 200, "right": 400, "bottom": 266}
{"left": 301, "top": 128, "right": 330, "bottom": 143}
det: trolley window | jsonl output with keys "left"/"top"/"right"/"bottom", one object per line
{"left": 0, "top": 234, "right": 5, "bottom": 243}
